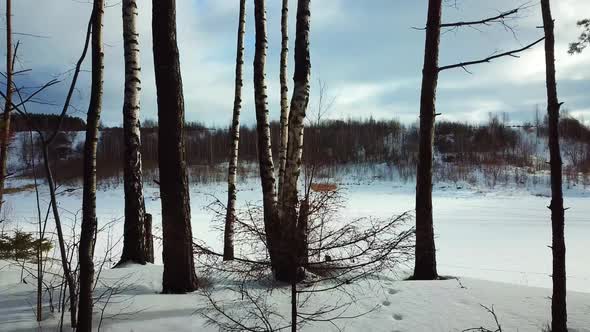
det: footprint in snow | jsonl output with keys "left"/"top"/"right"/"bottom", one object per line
{"left": 388, "top": 288, "right": 399, "bottom": 295}
{"left": 382, "top": 300, "right": 391, "bottom": 306}
{"left": 392, "top": 313, "right": 403, "bottom": 321}
{"left": 458, "top": 299, "right": 471, "bottom": 306}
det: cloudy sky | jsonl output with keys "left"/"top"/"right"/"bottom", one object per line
{"left": 2, "top": 0, "right": 589, "bottom": 127}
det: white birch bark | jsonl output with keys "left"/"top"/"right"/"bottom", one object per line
{"left": 283, "top": 0, "right": 311, "bottom": 220}
{"left": 78, "top": 1, "right": 105, "bottom": 329}
{"left": 224, "top": 0, "right": 246, "bottom": 261}
{"left": 280, "top": 0, "right": 311, "bottom": 283}
{"left": 119, "top": 0, "right": 147, "bottom": 265}
{"left": 253, "top": 0, "right": 282, "bottom": 273}
{"left": 277, "top": 0, "right": 289, "bottom": 198}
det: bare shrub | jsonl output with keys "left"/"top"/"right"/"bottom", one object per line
{"left": 194, "top": 182, "right": 414, "bottom": 331}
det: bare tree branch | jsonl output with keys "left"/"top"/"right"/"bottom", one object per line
{"left": 441, "top": 8, "right": 519, "bottom": 28}
{"left": 45, "top": 8, "right": 94, "bottom": 145}
{"left": 461, "top": 304, "right": 502, "bottom": 332}
{"left": 438, "top": 37, "right": 544, "bottom": 72}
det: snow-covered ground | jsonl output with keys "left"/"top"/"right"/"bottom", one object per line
{"left": 1, "top": 177, "right": 589, "bottom": 331}
{"left": 2, "top": 260, "right": 590, "bottom": 332}
{"left": 4, "top": 179, "right": 589, "bottom": 292}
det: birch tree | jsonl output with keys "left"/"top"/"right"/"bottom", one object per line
{"left": 78, "top": 0, "right": 105, "bottom": 329}
{"left": 152, "top": 0, "right": 198, "bottom": 293}
{"left": 541, "top": 1, "right": 567, "bottom": 331}
{"left": 223, "top": 0, "right": 246, "bottom": 261}
{"left": 253, "top": 0, "right": 281, "bottom": 271}
{"left": 277, "top": 0, "right": 289, "bottom": 197}
{"left": 280, "top": 0, "right": 311, "bottom": 282}
{"left": 118, "top": 0, "right": 147, "bottom": 266}
{"left": 252, "top": 0, "right": 312, "bottom": 283}
{"left": 0, "top": 0, "right": 13, "bottom": 216}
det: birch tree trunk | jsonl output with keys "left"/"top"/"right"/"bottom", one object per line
{"left": 77, "top": 0, "right": 104, "bottom": 330}
{"left": 281, "top": 0, "right": 311, "bottom": 283}
{"left": 277, "top": 0, "right": 289, "bottom": 198}
{"left": 413, "top": 0, "right": 441, "bottom": 280}
{"left": 253, "top": 0, "right": 281, "bottom": 271}
{"left": 541, "top": 1, "right": 567, "bottom": 331}
{"left": 152, "top": 0, "right": 198, "bottom": 294}
{"left": 223, "top": 0, "right": 246, "bottom": 261}
{"left": 0, "top": 0, "right": 13, "bottom": 216}
{"left": 118, "top": 0, "right": 147, "bottom": 266}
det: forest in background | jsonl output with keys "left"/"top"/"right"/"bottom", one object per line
{"left": 10, "top": 112, "right": 590, "bottom": 187}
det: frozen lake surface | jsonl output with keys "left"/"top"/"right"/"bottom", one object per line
{"left": 4, "top": 179, "right": 589, "bottom": 292}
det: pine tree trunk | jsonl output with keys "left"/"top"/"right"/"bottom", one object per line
{"left": 0, "top": 0, "right": 13, "bottom": 216}
{"left": 296, "top": 198, "right": 309, "bottom": 267}
{"left": 152, "top": 0, "right": 198, "bottom": 294}
{"left": 118, "top": 0, "right": 147, "bottom": 266}
{"left": 413, "top": 0, "right": 441, "bottom": 280}
{"left": 541, "top": 1, "right": 567, "bottom": 331}
{"left": 281, "top": 0, "right": 312, "bottom": 283}
{"left": 277, "top": 0, "right": 290, "bottom": 198}
{"left": 253, "top": 0, "right": 281, "bottom": 273}
{"left": 223, "top": 0, "right": 246, "bottom": 261}
{"left": 77, "top": 1, "right": 104, "bottom": 330}
{"left": 144, "top": 213, "right": 154, "bottom": 263}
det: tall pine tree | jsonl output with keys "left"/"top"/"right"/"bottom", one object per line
{"left": 152, "top": 0, "right": 198, "bottom": 293}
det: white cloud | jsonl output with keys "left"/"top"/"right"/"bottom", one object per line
{"left": 1, "top": 0, "right": 588, "bottom": 126}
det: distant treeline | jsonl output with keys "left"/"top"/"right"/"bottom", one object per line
{"left": 16, "top": 114, "right": 590, "bottom": 185}
{"left": 12, "top": 113, "right": 86, "bottom": 132}
{"left": 127, "top": 115, "right": 589, "bottom": 167}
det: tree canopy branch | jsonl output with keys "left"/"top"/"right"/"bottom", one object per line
{"left": 438, "top": 37, "right": 544, "bottom": 72}
{"left": 10, "top": 79, "right": 60, "bottom": 109}
{"left": 45, "top": 8, "right": 94, "bottom": 145}
{"left": 441, "top": 8, "right": 519, "bottom": 28}
{"left": 568, "top": 18, "right": 590, "bottom": 54}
